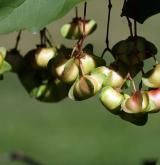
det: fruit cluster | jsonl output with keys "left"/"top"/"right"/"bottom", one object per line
{"left": 0, "top": 9, "right": 160, "bottom": 126}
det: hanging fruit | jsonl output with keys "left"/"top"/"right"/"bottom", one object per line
{"left": 60, "top": 17, "right": 97, "bottom": 40}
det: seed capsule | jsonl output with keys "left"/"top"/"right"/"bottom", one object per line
{"left": 74, "top": 53, "right": 105, "bottom": 75}
{"left": 35, "top": 47, "right": 56, "bottom": 69}
{"left": 0, "top": 47, "right": 7, "bottom": 67}
{"left": 147, "top": 88, "right": 160, "bottom": 113}
{"left": 60, "top": 18, "right": 97, "bottom": 40}
{"left": 0, "top": 47, "right": 7, "bottom": 58}
{"left": 122, "top": 91, "right": 149, "bottom": 114}
{"left": 142, "top": 64, "right": 160, "bottom": 88}
{"left": 100, "top": 86, "right": 124, "bottom": 114}
{"left": 69, "top": 74, "right": 104, "bottom": 101}
{"left": 51, "top": 53, "right": 79, "bottom": 84}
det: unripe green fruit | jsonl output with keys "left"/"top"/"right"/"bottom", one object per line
{"left": 35, "top": 47, "right": 56, "bottom": 68}
{"left": 104, "top": 69, "right": 126, "bottom": 89}
{"left": 122, "top": 91, "right": 149, "bottom": 114}
{"left": 91, "top": 66, "right": 110, "bottom": 76}
{"left": 60, "top": 58, "right": 79, "bottom": 84}
{"left": 60, "top": 18, "right": 97, "bottom": 40}
{"left": 0, "top": 53, "right": 4, "bottom": 67}
{"left": 51, "top": 54, "right": 68, "bottom": 77}
{"left": 91, "top": 65, "right": 126, "bottom": 89}
{"left": 91, "top": 66, "right": 110, "bottom": 85}
{"left": 0, "top": 47, "right": 7, "bottom": 58}
{"left": 142, "top": 64, "right": 160, "bottom": 88}
{"left": 24, "top": 47, "right": 56, "bottom": 70}
{"left": 75, "top": 53, "right": 106, "bottom": 75}
{"left": 61, "top": 21, "right": 81, "bottom": 40}
{"left": 51, "top": 53, "right": 79, "bottom": 84}
{"left": 0, "top": 47, "right": 7, "bottom": 68}
{"left": 100, "top": 86, "right": 124, "bottom": 113}
{"left": 0, "top": 48, "right": 11, "bottom": 75}
{"left": 147, "top": 88, "right": 160, "bottom": 113}
{"left": 79, "top": 19, "right": 97, "bottom": 36}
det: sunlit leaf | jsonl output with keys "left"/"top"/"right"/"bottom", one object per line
{"left": 0, "top": 0, "right": 89, "bottom": 34}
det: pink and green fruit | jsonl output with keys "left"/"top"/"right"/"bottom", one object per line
{"left": 69, "top": 74, "right": 104, "bottom": 101}
{"left": 147, "top": 88, "right": 160, "bottom": 113}
{"left": 122, "top": 91, "right": 149, "bottom": 114}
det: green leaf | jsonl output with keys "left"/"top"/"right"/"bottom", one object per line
{"left": 122, "top": 0, "right": 160, "bottom": 23}
{"left": 0, "top": 0, "right": 25, "bottom": 21}
{"left": 0, "top": 0, "right": 89, "bottom": 34}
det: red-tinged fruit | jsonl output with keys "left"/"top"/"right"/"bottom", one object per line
{"left": 122, "top": 91, "right": 149, "bottom": 114}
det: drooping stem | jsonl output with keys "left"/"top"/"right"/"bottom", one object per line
{"left": 40, "top": 28, "right": 46, "bottom": 46}
{"left": 77, "top": 1, "right": 87, "bottom": 51}
{"left": 15, "top": 30, "right": 22, "bottom": 50}
{"left": 83, "top": 2, "right": 87, "bottom": 37}
{"left": 126, "top": 16, "right": 133, "bottom": 37}
{"left": 39, "top": 28, "right": 53, "bottom": 47}
{"left": 45, "top": 28, "right": 54, "bottom": 46}
{"left": 134, "top": 19, "right": 137, "bottom": 37}
{"left": 75, "top": 7, "right": 78, "bottom": 18}
{"left": 101, "top": 0, "right": 112, "bottom": 58}
{"left": 123, "top": 0, "right": 133, "bottom": 37}
{"left": 106, "top": 0, "right": 112, "bottom": 49}
{"left": 80, "top": 2, "right": 87, "bottom": 49}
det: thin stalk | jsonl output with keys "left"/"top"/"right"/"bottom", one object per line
{"left": 123, "top": 0, "right": 133, "bottom": 37}
{"left": 126, "top": 16, "right": 133, "bottom": 37}
{"left": 40, "top": 28, "right": 46, "bottom": 46}
{"left": 101, "top": 0, "right": 112, "bottom": 58}
{"left": 77, "top": 1, "right": 87, "bottom": 52}
{"left": 15, "top": 30, "right": 22, "bottom": 50}
{"left": 44, "top": 34, "right": 53, "bottom": 47}
{"left": 46, "top": 28, "right": 55, "bottom": 46}
{"left": 75, "top": 7, "right": 78, "bottom": 18}
{"left": 134, "top": 19, "right": 137, "bottom": 37}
